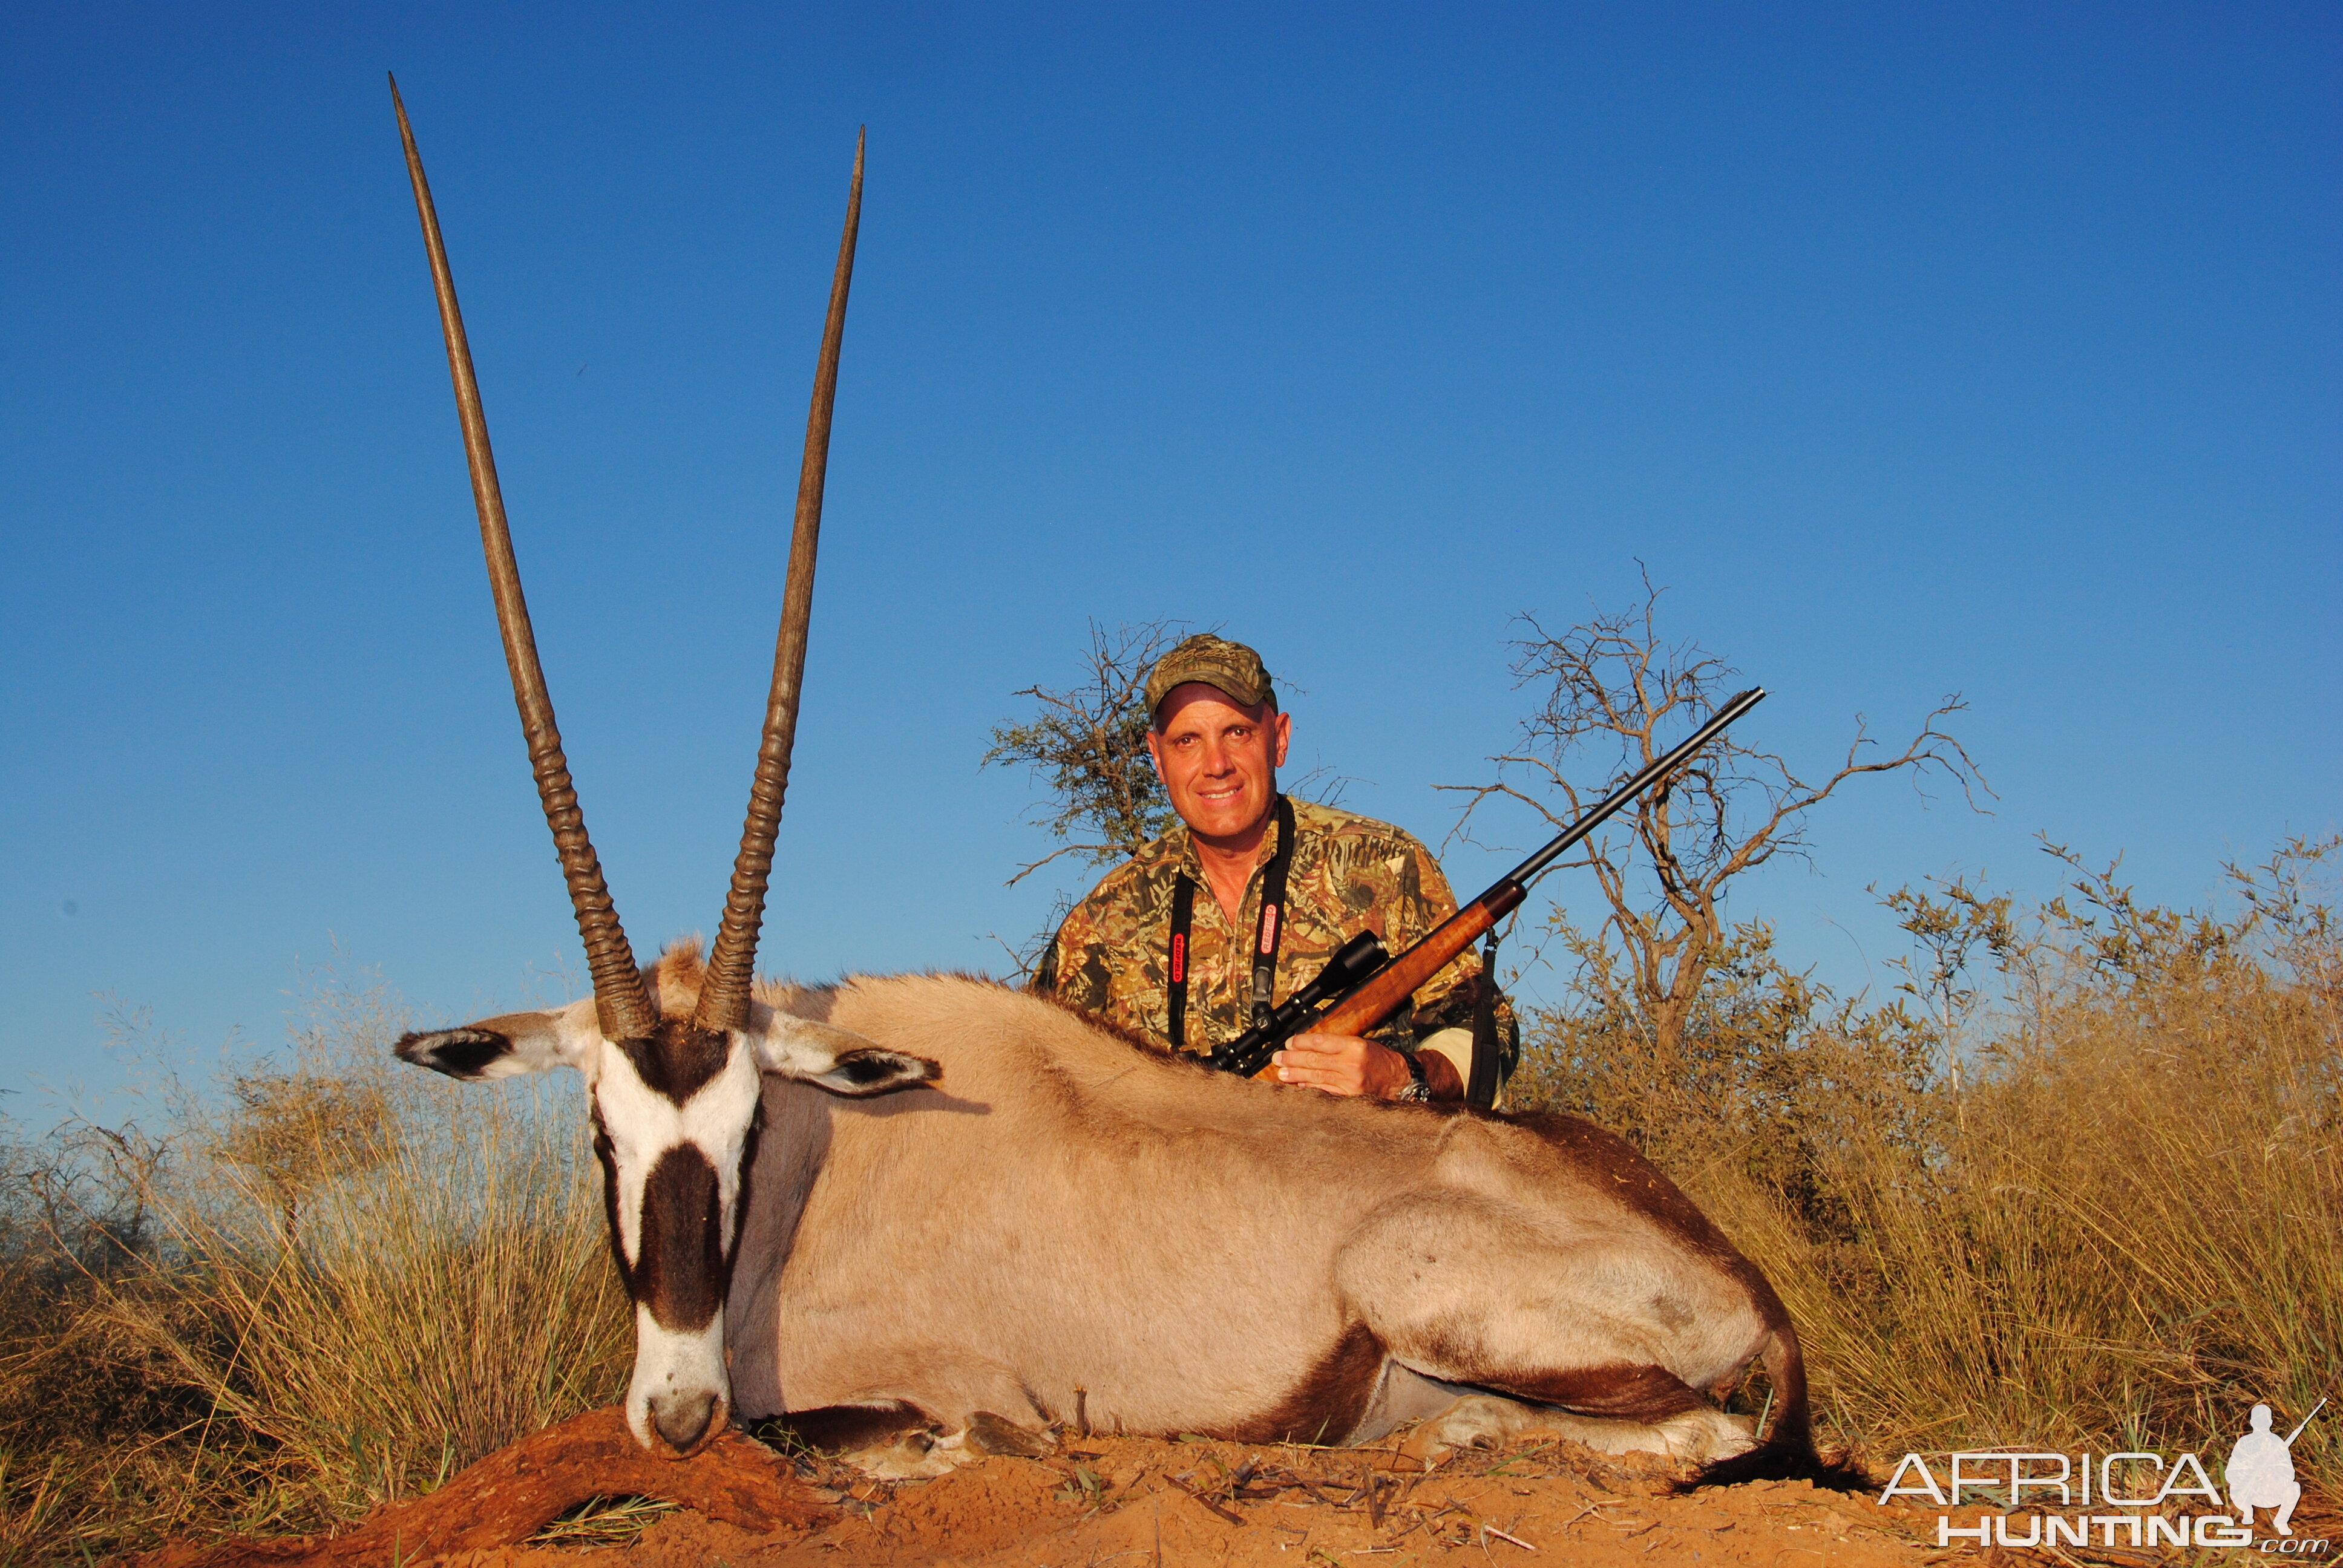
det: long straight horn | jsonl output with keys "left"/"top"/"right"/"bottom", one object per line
{"left": 695, "top": 132, "right": 865, "bottom": 1034}
{"left": 390, "top": 76, "right": 657, "bottom": 1042}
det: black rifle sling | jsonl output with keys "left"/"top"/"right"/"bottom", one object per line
{"left": 1250, "top": 796, "right": 1299, "bottom": 1025}
{"left": 1466, "top": 926, "right": 1504, "bottom": 1109}
{"left": 1166, "top": 874, "right": 1195, "bottom": 1053}
{"left": 1165, "top": 795, "right": 1297, "bottom": 1051}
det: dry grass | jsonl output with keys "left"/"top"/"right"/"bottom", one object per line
{"left": 1518, "top": 838, "right": 2342, "bottom": 1489}
{"left": 0, "top": 971, "right": 629, "bottom": 1562}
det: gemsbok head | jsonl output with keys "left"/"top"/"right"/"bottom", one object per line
{"left": 381, "top": 80, "right": 937, "bottom": 1456}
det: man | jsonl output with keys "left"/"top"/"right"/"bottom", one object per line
{"left": 1034, "top": 633, "right": 1514, "bottom": 1102}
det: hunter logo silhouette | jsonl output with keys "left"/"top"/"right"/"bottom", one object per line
{"left": 2229, "top": 1399, "right": 2322, "bottom": 1536}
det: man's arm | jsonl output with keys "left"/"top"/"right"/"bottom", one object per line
{"left": 1030, "top": 904, "right": 1105, "bottom": 1008}
{"left": 1031, "top": 883, "right": 1186, "bottom": 1054}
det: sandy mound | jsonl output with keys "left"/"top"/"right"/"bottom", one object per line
{"left": 133, "top": 1419, "right": 1945, "bottom": 1568}
{"left": 692, "top": 1433, "right": 1922, "bottom": 1568}
{"left": 134, "top": 1410, "right": 2341, "bottom": 1567}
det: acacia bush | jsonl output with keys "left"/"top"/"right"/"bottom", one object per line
{"left": 1513, "top": 838, "right": 2342, "bottom": 1489}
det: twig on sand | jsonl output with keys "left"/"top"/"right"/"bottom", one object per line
{"left": 1481, "top": 1523, "right": 1537, "bottom": 1552}
{"left": 1163, "top": 1472, "right": 1246, "bottom": 1526}
{"left": 1556, "top": 1500, "right": 1611, "bottom": 1537}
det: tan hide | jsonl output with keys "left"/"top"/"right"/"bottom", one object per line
{"left": 724, "top": 972, "right": 1784, "bottom": 1446}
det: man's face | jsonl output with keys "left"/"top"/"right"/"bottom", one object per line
{"left": 1145, "top": 682, "right": 1292, "bottom": 846}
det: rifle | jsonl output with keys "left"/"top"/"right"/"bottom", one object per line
{"left": 1208, "top": 687, "right": 1767, "bottom": 1081}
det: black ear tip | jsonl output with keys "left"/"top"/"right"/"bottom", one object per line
{"left": 827, "top": 1048, "right": 942, "bottom": 1094}
{"left": 395, "top": 1027, "right": 511, "bottom": 1080}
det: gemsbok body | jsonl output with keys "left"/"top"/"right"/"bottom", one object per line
{"left": 384, "top": 82, "right": 1854, "bottom": 1488}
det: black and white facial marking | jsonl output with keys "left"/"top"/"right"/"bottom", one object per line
{"left": 396, "top": 990, "right": 938, "bottom": 1453}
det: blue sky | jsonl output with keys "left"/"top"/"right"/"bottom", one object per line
{"left": 3, "top": 2, "right": 2336, "bottom": 1112}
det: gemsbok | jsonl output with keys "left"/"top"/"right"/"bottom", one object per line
{"left": 384, "top": 82, "right": 1857, "bottom": 1489}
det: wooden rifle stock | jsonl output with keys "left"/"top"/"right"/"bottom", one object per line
{"left": 1248, "top": 883, "right": 1523, "bottom": 1078}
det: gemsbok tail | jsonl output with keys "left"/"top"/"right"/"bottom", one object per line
{"left": 1682, "top": 1320, "right": 1869, "bottom": 1492}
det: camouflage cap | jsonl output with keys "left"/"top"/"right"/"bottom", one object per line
{"left": 1145, "top": 633, "right": 1276, "bottom": 719}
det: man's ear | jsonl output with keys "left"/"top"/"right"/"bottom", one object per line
{"left": 1270, "top": 708, "right": 1291, "bottom": 768}
{"left": 395, "top": 1002, "right": 600, "bottom": 1080}
{"left": 746, "top": 1010, "right": 939, "bottom": 1097}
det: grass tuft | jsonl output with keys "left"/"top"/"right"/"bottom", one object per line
{"left": 523, "top": 1493, "right": 680, "bottom": 1547}
{"left": 1, "top": 967, "right": 628, "bottom": 1560}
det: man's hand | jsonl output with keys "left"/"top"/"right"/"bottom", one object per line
{"left": 1274, "top": 1034, "right": 1462, "bottom": 1100}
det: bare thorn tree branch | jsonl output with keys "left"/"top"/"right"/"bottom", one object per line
{"left": 983, "top": 619, "right": 1190, "bottom": 887}
{"left": 1437, "top": 567, "right": 1993, "bottom": 1054}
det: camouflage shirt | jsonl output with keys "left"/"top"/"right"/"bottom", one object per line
{"left": 1034, "top": 798, "right": 1512, "bottom": 1060}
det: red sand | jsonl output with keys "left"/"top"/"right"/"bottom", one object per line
{"left": 129, "top": 1418, "right": 2341, "bottom": 1568}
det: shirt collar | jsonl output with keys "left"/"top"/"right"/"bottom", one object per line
{"left": 1170, "top": 797, "right": 1294, "bottom": 920}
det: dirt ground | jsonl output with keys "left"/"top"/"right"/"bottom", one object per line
{"left": 134, "top": 1424, "right": 2343, "bottom": 1568}
{"left": 439, "top": 1434, "right": 1923, "bottom": 1568}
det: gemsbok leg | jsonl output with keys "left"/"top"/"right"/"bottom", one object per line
{"left": 1335, "top": 1114, "right": 1798, "bottom": 1471}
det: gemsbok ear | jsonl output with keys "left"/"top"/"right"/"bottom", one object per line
{"left": 395, "top": 1004, "right": 600, "bottom": 1080}
{"left": 746, "top": 1010, "right": 939, "bottom": 1097}
{"left": 810, "top": 1047, "right": 941, "bottom": 1097}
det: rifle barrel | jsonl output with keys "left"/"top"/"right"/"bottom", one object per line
{"left": 1288, "top": 687, "right": 1766, "bottom": 1059}
{"left": 1500, "top": 687, "right": 1766, "bottom": 889}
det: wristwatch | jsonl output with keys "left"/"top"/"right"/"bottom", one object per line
{"left": 1393, "top": 1050, "right": 1432, "bottom": 1103}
